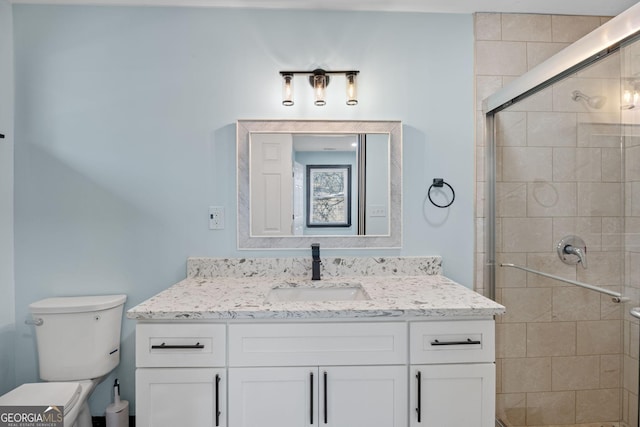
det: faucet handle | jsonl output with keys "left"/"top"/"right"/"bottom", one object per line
{"left": 311, "top": 243, "right": 321, "bottom": 280}
{"left": 311, "top": 243, "right": 320, "bottom": 259}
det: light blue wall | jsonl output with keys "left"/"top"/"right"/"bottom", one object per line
{"left": 0, "top": 0, "right": 15, "bottom": 396}
{"left": 12, "top": 5, "right": 474, "bottom": 414}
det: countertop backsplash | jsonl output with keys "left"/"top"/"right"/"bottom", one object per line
{"left": 187, "top": 256, "right": 443, "bottom": 279}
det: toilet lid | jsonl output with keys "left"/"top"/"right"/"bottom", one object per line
{"left": 0, "top": 382, "right": 81, "bottom": 415}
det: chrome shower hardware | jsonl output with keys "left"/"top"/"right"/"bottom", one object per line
{"left": 571, "top": 90, "right": 606, "bottom": 109}
{"left": 557, "top": 235, "right": 587, "bottom": 268}
{"left": 501, "top": 263, "right": 628, "bottom": 303}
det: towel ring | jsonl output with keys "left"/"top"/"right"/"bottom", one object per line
{"left": 428, "top": 178, "right": 455, "bottom": 208}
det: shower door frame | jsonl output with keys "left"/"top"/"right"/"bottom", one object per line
{"left": 484, "top": 0, "right": 640, "bottom": 304}
{"left": 484, "top": 3, "right": 640, "bottom": 115}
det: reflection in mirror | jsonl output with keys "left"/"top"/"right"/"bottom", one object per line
{"left": 250, "top": 133, "right": 389, "bottom": 237}
{"left": 237, "top": 120, "right": 402, "bottom": 249}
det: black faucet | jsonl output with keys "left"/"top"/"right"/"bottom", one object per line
{"left": 311, "top": 243, "right": 321, "bottom": 280}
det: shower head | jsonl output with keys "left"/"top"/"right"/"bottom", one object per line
{"left": 571, "top": 90, "right": 606, "bottom": 109}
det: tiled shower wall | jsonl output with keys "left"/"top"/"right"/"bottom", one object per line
{"left": 474, "top": 12, "right": 639, "bottom": 427}
{"left": 474, "top": 12, "right": 611, "bottom": 296}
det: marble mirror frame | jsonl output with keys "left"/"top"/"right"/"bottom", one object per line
{"left": 237, "top": 120, "right": 402, "bottom": 249}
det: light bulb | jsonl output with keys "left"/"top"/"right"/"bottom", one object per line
{"left": 282, "top": 74, "right": 294, "bottom": 106}
{"left": 346, "top": 72, "right": 358, "bottom": 106}
{"left": 314, "top": 74, "right": 326, "bottom": 106}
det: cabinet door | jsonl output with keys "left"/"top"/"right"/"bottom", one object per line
{"left": 136, "top": 368, "right": 225, "bottom": 427}
{"left": 228, "top": 367, "right": 317, "bottom": 427}
{"left": 411, "top": 364, "right": 495, "bottom": 427}
{"left": 321, "top": 366, "right": 407, "bottom": 427}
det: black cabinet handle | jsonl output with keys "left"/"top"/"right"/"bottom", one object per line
{"left": 430, "top": 338, "right": 481, "bottom": 346}
{"left": 215, "top": 374, "right": 221, "bottom": 426}
{"left": 310, "top": 372, "right": 314, "bottom": 425}
{"left": 323, "top": 371, "right": 328, "bottom": 424}
{"left": 416, "top": 371, "right": 422, "bottom": 423}
{"left": 151, "top": 342, "right": 205, "bottom": 349}
{"left": 0, "top": 134, "right": 4, "bottom": 139}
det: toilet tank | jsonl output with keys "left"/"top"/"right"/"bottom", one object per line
{"left": 29, "top": 294, "right": 127, "bottom": 381}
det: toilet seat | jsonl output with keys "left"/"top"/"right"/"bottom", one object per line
{"left": 0, "top": 382, "right": 82, "bottom": 416}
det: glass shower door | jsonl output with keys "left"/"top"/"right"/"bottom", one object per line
{"left": 620, "top": 34, "right": 640, "bottom": 427}
{"left": 490, "top": 49, "right": 626, "bottom": 426}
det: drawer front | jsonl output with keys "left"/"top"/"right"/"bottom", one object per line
{"left": 136, "top": 323, "right": 226, "bottom": 367}
{"left": 229, "top": 322, "right": 406, "bottom": 366}
{"left": 409, "top": 320, "right": 495, "bottom": 364}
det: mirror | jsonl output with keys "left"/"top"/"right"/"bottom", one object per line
{"left": 237, "top": 120, "right": 402, "bottom": 249}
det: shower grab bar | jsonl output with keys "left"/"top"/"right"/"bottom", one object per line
{"left": 500, "top": 263, "right": 629, "bottom": 303}
{"left": 631, "top": 307, "right": 640, "bottom": 320}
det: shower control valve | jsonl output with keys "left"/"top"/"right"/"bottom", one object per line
{"left": 556, "top": 235, "right": 587, "bottom": 269}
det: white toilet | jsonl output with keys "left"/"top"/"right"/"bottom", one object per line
{"left": 0, "top": 294, "right": 127, "bottom": 427}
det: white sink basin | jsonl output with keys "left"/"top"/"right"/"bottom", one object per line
{"left": 265, "top": 283, "right": 371, "bottom": 303}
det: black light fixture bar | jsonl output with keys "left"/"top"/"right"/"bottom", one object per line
{"left": 279, "top": 70, "right": 360, "bottom": 76}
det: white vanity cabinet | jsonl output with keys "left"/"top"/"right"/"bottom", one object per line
{"left": 133, "top": 319, "right": 497, "bottom": 427}
{"left": 136, "top": 367, "right": 225, "bottom": 427}
{"left": 228, "top": 366, "right": 314, "bottom": 427}
{"left": 227, "top": 322, "right": 407, "bottom": 427}
{"left": 228, "top": 365, "right": 406, "bottom": 427}
{"left": 135, "top": 323, "right": 227, "bottom": 427}
{"left": 409, "top": 320, "right": 496, "bottom": 427}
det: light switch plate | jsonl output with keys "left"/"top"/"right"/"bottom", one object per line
{"left": 369, "top": 205, "right": 387, "bottom": 217}
{"left": 209, "top": 206, "right": 225, "bottom": 230}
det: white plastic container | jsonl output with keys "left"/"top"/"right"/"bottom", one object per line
{"left": 106, "top": 379, "right": 129, "bottom": 427}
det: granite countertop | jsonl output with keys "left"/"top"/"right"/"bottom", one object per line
{"left": 127, "top": 275, "right": 506, "bottom": 321}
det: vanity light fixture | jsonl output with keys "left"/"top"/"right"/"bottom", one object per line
{"left": 279, "top": 69, "right": 359, "bottom": 106}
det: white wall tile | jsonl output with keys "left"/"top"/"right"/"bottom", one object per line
{"left": 476, "top": 40, "right": 527, "bottom": 76}
{"left": 502, "top": 147, "right": 553, "bottom": 181}
{"left": 553, "top": 148, "right": 602, "bottom": 182}
{"left": 551, "top": 15, "right": 602, "bottom": 43}
{"left": 474, "top": 12, "right": 501, "bottom": 41}
{"left": 502, "top": 14, "right": 551, "bottom": 42}
{"left": 577, "top": 183, "right": 623, "bottom": 217}
{"left": 527, "top": 42, "right": 569, "bottom": 70}
{"left": 527, "top": 112, "right": 577, "bottom": 147}
{"left": 527, "top": 182, "right": 577, "bottom": 217}
{"left": 502, "top": 217, "right": 553, "bottom": 253}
